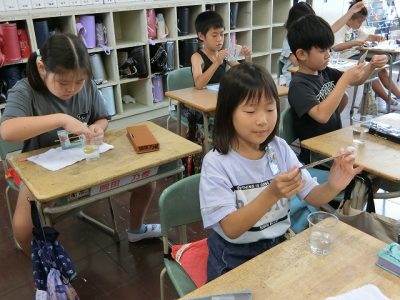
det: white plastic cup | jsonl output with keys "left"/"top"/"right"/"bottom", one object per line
{"left": 307, "top": 211, "right": 338, "bottom": 256}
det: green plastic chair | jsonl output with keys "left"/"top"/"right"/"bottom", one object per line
{"left": 159, "top": 174, "right": 201, "bottom": 300}
{"left": 0, "top": 138, "right": 24, "bottom": 249}
{"left": 166, "top": 67, "right": 195, "bottom": 130}
{"left": 279, "top": 107, "right": 298, "bottom": 145}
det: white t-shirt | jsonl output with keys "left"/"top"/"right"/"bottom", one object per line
{"left": 199, "top": 137, "right": 318, "bottom": 244}
{"left": 334, "top": 24, "right": 369, "bottom": 59}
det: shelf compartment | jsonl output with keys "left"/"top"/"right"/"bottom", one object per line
{"left": 270, "top": 52, "right": 281, "bottom": 75}
{"left": 91, "top": 49, "right": 118, "bottom": 84}
{"left": 178, "top": 38, "right": 200, "bottom": 68}
{"left": 252, "top": 55, "right": 269, "bottom": 71}
{"left": 252, "top": 0, "right": 272, "bottom": 27}
{"left": 252, "top": 28, "right": 270, "bottom": 53}
{"left": 272, "top": 0, "right": 291, "bottom": 25}
{"left": 117, "top": 46, "right": 149, "bottom": 80}
{"left": 230, "top": 1, "right": 251, "bottom": 30}
{"left": 120, "top": 78, "right": 153, "bottom": 113}
{"left": 271, "top": 26, "right": 285, "bottom": 51}
{"left": 205, "top": 2, "right": 229, "bottom": 29}
{"left": 154, "top": 7, "right": 177, "bottom": 40}
{"left": 113, "top": 10, "right": 146, "bottom": 47}
{"left": 32, "top": 16, "right": 75, "bottom": 48}
{"left": 235, "top": 31, "right": 251, "bottom": 51}
{"left": 176, "top": 5, "right": 202, "bottom": 37}
{"left": 75, "top": 12, "right": 114, "bottom": 50}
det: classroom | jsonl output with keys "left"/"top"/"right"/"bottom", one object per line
{"left": 0, "top": 0, "right": 400, "bottom": 299}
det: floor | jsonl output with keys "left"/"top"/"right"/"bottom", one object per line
{"left": 0, "top": 85, "right": 400, "bottom": 299}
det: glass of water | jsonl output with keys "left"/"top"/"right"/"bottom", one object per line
{"left": 307, "top": 211, "right": 338, "bottom": 256}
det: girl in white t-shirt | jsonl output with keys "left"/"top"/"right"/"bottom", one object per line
{"left": 200, "top": 62, "right": 362, "bottom": 281}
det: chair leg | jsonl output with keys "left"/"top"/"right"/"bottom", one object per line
{"left": 160, "top": 267, "right": 167, "bottom": 300}
{"left": 5, "top": 187, "right": 22, "bottom": 250}
{"left": 166, "top": 115, "right": 171, "bottom": 130}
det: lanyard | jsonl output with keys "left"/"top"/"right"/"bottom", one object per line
{"left": 266, "top": 145, "right": 280, "bottom": 175}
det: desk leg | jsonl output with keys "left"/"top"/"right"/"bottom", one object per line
{"left": 387, "top": 53, "right": 393, "bottom": 113}
{"left": 202, "top": 112, "right": 209, "bottom": 153}
{"left": 177, "top": 103, "right": 182, "bottom": 136}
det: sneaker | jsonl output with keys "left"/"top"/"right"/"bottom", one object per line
{"left": 377, "top": 97, "right": 400, "bottom": 113}
{"left": 127, "top": 224, "right": 161, "bottom": 243}
{"left": 390, "top": 98, "right": 400, "bottom": 111}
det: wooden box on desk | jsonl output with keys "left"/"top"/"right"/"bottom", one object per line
{"left": 126, "top": 124, "right": 160, "bottom": 154}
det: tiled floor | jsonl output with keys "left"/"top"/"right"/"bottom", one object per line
{"left": 1, "top": 84, "right": 400, "bottom": 299}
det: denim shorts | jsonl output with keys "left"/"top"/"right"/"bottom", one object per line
{"left": 207, "top": 232, "right": 286, "bottom": 282}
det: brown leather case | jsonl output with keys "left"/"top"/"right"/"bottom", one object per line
{"left": 126, "top": 125, "right": 160, "bottom": 153}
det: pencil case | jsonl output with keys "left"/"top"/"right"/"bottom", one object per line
{"left": 126, "top": 125, "right": 159, "bottom": 153}
{"left": 376, "top": 242, "right": 400, "bottom": 277}
{"left": 363, "top": 121, "right": 400, "bottom": 144}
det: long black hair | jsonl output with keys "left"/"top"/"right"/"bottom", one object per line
{"left": 26, "top": 33, "right": 92, "bottom": 91}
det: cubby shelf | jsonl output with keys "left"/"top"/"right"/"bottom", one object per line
{"left": 0, "top": 0, "right": 291, "bottom": 126}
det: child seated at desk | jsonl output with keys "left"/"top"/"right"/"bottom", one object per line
{"left": 287, "top": 14, "right": 387, "bottom": 164}
{"left": 0, "top": 34, "right": 161, "bottom": 256}
{"left": 200, "top": 62, "right": 362, "bottom": 281}
{"left": 332, "top": 0, "right": 400, "bottom": 113}
{"left": 279, "top": 1, "right": 365, "bottom": 86}
{"left": 191, "top": 11, "right": 252, "bottom": 90}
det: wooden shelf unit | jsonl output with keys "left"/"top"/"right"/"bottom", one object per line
{"left": 0, "top": 0, "right": 291, "bottom": 126}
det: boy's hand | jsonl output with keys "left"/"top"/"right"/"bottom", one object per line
{"left": 217, "top": 49, "right": 228, "bottom": 64}
{"left": 342, "top": 63, "right": 367, "bottom": 85}
{"left": 240, "top": 45, "right": 252, "bottom": 58}
{"left": 349, "top": 1, "right": 365, "bottom": 14}
{"left": 268, "top": 167, "right": 305, "bottom": 199}
{"left": 328, "top": 148, "right": 363, "bottom": 191}
{"left": 369, "top": 54, "right": 388, "bottom": 69}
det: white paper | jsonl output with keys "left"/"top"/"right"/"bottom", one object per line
{"left": 325, "top": 284, "right": 390, "bottom": 300}
{"left": 27, "top": 143, "right": 114, "bottom": 171}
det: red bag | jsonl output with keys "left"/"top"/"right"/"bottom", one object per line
{"left": 171, "top": 238, "right": 208, "bottom": 287}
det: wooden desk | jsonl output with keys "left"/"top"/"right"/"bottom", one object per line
{"left": 301, "top": 113, "right": 400, "bottom": 183}
{"left": 165, "top": 85, "right": 289, "bottom": 152}
{"left": 8, "top": 122, "right": 202, "bottom": 236}
{"left": 182, "top": 222, "right": 400, "bottom": 300}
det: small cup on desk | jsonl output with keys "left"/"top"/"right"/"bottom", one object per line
{"left": 82, "top": 135, "right": 102, "bottom": 161}
{"left": 307, "top": 211, "right": 338, "bottom": 256}
{"left": 351, "top": 115, "right": 371, "bottom": 145}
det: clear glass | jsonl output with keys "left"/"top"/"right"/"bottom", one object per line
{"left": 307, "top": 211, "right": 338, "bottom": 256}
{"left": 83, "top": 135, "right": 102, "bottom": 161}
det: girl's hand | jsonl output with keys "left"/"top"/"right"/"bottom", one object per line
{"left": 268, "top": 167, "right": 305, "bottom": 199}
{"left": 88, "top": 124, "right": 105, "bottom": 144}
{"left": 62, "top": 115, "right": 91, "bottom": 136}
{"left": 327, "top": 148, "right": 363, "bottom": 191}
{"left": 369, "top": 54, "right": 388, "bottom": 69}
{"left": 240, "top": 45, "right": 252, "bottom": 58}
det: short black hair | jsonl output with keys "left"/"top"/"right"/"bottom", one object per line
{"left": 213, "top": 62, "right": 280, "bottom": 154}
{"left": 349, "top": 0, "right": 368, "bottom": 19}
{"left": 195, "top": 11, "right": 224, "bottom": 35}
{"left": 285, "top": 2, "right": 315, "bottom": 31}
{"left": 287, "top": 14, "right": 334, "bottom": 55}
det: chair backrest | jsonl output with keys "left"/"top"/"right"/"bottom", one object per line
{"left": 0, "top": 137, "right": 23, "bottom": 171}
{"left": 166, "top": 67, "right": 194, "bottom": 91}
{"left": 279, "top": 107, "right": 298, "bottom": 145}
{"left": 159, "top": 173, "right": 201, "bottom": 238}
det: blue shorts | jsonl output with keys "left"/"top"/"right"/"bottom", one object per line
{"left": 207, "top": 232, "right": 286, "bottom": 282}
